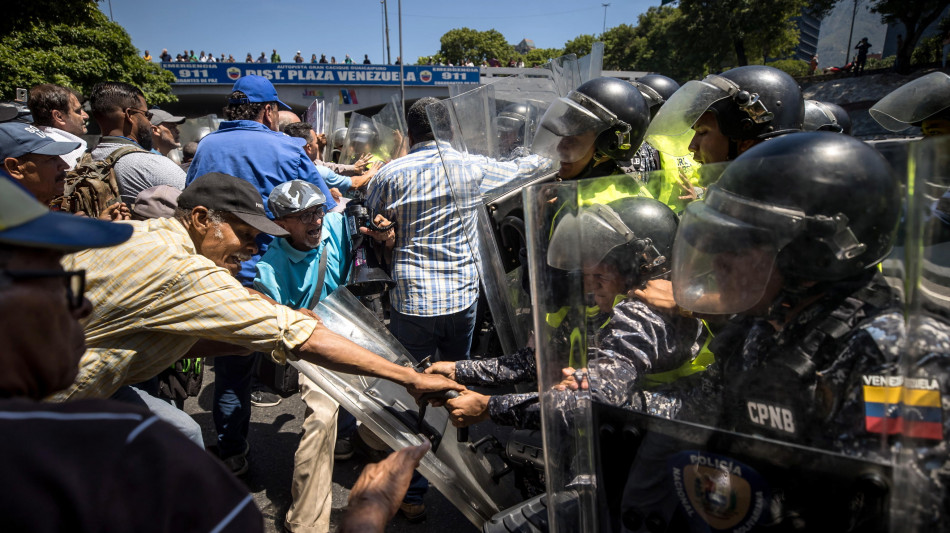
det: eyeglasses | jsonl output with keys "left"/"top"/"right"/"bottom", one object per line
{"left": 126, "top": 108, "right": 154, "bottom": 121}
{"left": 1, "top": 269, "right": 86, "bottom": 311}
{"left": 286, "top": 206, "right": 326, "bottom": 225}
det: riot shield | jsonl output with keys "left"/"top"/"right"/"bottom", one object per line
{"left": 547, "top": 53, "right": 582, "bottom": 98}
{"left": 576, "top": 42, "right": 604, "bottom": 84}
{"left": 371, "top": 96, "right": 408, "bottom": 162}
{"left": 288, "top": 288, "right": 527, "bottom": 527}
{"left": 893, "top": 135, "right": 950, "bottom": 531}
{"left": 428, "top": 83, "right": 557, "bottom": 356}
{"left": 304, "top": 98, "right": 340, "bottom": 162}
{"left": 527, "top": 170, "right": 899, "bottom": 532}
{"left": 339, "top": 113, "right": 379, "bottom": 166}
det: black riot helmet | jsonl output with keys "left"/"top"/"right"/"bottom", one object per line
{"left": 708, "top": 66, "right": 804, "bottom": 140}
{"left": 673, "top": 132, "right": 900, "bottom": 315}
{"left": 632, "top": 74, "right": 681, "bottom": 119}
{"left": 548, "top": 196, "right": 678, "bottom": 287}
{"left": 803, "top": 100, "right": 852, "bottom": 135}
{"left": 532, "top": 76, "right": 651, "bottom": 162}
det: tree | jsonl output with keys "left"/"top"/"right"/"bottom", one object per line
{"left": 522, "top": 48, "right": 564, "bottom": 68}
{"left": 438, "top": 28, "right": 515, "bottom": 66}
{"left": 600, "top": 24, "right": 639, "bottom": 70}
{"left": 563, "top": 34, "right": 595, "bottom": 58}
{"left": 0, "top": 0, "right": 175, "bottom": 103}
{"left": 621, "top": 6, "right": 702, "bottom": 80}
{"left": 870, "top": 0, "right": 950, "bottom": 73}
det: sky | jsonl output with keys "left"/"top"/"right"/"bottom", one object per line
{"left": 101, "top": 0, "right": 660, "bottom": 64}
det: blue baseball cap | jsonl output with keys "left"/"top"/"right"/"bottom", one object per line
{"left": 0, "top": 177, "right": 133, "bottom": 252}
{"left": 229, "top": 75, "right": 291, "bottom": 110}
{"left": 0, "top": 122, "right": 81, "bottom": 160}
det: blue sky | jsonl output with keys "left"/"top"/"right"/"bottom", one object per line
{"left": 102, "top": 0, "right": 660, "bottom": 64}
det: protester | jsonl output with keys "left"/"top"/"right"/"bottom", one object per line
{"left": 0, "top": 176, "right": 265, "bottom": 533}
{"left": 294, "top": 51, "right": 304, "bottom": 63}
{"left": 26, "top": 83, "right": 88, "bottom": 169}
{"left": 88, "top": 81, "right": 186, "bottom": 204}
{"left": 0, "top": 122, "right": 78, "bottom": 206}
{"left": 283, "top": 121, "right": 378, "bottom": 193}
{"left": 160, "top": 48, "right": 172, "bottom": 62}
{"left": 271, "top": 49, "right": 281, "bottom": 62}
{"left": 149, "top": 108, "right": 186, "bottom": 157}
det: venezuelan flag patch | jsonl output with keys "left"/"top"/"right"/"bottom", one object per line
{"left": 862, "top": 375, "right": 943, "bottom": 440}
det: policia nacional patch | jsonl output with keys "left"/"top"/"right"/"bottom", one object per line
{"left": 862, "top": 374, "right": 943, "bottom": 440}
{"left": 669, "top": 451, "right": 769, "bottom": 532}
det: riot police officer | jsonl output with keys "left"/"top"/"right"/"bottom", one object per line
{"left": 427, "top": 196, "right": 705, "bottom": 429}
{"left": 532, "top": 76, "right": 652, "bottom": 181}
{"left": 646, "top": 65, "right": 804, "bottom": 165}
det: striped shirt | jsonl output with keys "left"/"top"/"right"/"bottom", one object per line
{"left": 55, "top": 217, "right": 317, "bottom": 401}
{"left": 365, "top": 141, "right": 551, "bottom": 316}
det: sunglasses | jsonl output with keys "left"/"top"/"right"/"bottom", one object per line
{"left": 2, "top": 269, "right": 86, "bottom": 311}
{"left": 126, "top": 108, "right": 154, "bottom": 121}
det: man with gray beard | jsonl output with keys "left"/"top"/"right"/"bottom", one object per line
{"left": 89, "top": 82, "right": 186, "bottom": 204}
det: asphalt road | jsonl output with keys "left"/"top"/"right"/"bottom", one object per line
{"left": 184, "top": 360, "right": 479, "bottom": 533}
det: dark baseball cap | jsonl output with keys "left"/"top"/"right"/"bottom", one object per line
{"left": 177, "top": 173, "right": 289, "bottom": 237}
{"left": 0, "top": 177, "right": 132, "bottom": 252}
{"left": 0, "top": 122, "right": 80, "bottom": 160}
{"left": 149, "top": 109, "right": 186, "bottom": 126}
{"left": 229, "top": 75, "right": 291, "bottom": 110}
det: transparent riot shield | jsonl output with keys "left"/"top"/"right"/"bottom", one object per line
{"left": 893, "top": 135, "right": 950, "bottom": 531}
{"left": 528, "top": 167, "right": 899, "bottom": 532}
{"left": 577, "top": 41, "right": 604, "bottom": 84}
{"left": 547, "top": 53, "right": 582, "bottom": 97}
{"left": 339, "top": 113, "right": 379, "bottom": 166}
{"left": 371, "top": 96, "right": 408, "bottom": 162}
{"left": 178, "top": 114, "right": 221, "bottom": 145}
{"left": 288, "top": 289, "right": 526, "bottom": 527}
{"left": 428, "top": 83, "right": 557, "bottom": 356}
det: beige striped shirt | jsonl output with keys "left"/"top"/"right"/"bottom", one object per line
{"left": 53, "top": 217, "right": 317, "bottom": 401}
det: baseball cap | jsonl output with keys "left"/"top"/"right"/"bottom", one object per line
{"left": 0, "top": 122, "right": 80, "bottom": 160}
{"left": 149, "top": 109, "right": 186, "bottom": 126}
{"left": 177, "top": 173, "right": 289, "bottom": 237}
{"left": 132, "top": 185, "right": 181, "bottom": 220}
{"left": 229, "top": 75, "right": 291, "bottom": 110}
{"left": 0, "top": 177, "right": 133, "bottom": 252}
{"left": 268, "top": 180, "right": 327, "bottom": 219}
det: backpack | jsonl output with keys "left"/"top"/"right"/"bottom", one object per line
{"left": 51, "top": 145, "right": 145, "bottom": 217}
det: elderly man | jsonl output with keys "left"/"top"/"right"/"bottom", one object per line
{"left": 185, "top": 75, "right": 340, "bottom": 467}
{"left": 0, "top": 176, "right": 265, "bottom": 532}
{"left": 149, "top": 109, "right": 186, "bottom": 157}
{"left": 89, "top": 81, "right": 186, "bottom": 204}
{"left": 27, "top": 83, "right": 88, "bottom": 169}
{"left": 0, "top": 122, "right": 78, "bottom": 206}
{"left": 53, "top": 172, "right": 459, "bottom": 453}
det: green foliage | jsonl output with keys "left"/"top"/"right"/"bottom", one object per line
{"left": 866, "top": 55, "right": 896, "bottom": 69}
{"left": 563, "top": 35, "right": 595, "bottom": 58}
{"left": 870, "top": 0, "right": 950, "bottom": 73}
{"left": 765, "top": 58, "right": 810, "bottom": 77}
{"left": 0, "top": 0, "right": 175, "bottom": 103}
{"left": 523, "top": 48, "right": 564, "bottom": 68}
{"left": 438, "top": 28, "right": 514, "bottom": 66}
{"left": 600, "top": 24, "right": 638, "bottom": 70}
{"left": 625, "top": 6, "right": 701, "bottom": 81}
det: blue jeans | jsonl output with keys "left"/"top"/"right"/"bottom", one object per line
{"left": 212, "top": 352, "right": 260, "bottom": 458}
{"left": 388, "top": 301, "right": 478, "bottom": 363}
{"left": 388, "top": 301, "right": 478, "bottom": 504}
{"left": 111, "top": 385, "right": 204, "bottom": 448}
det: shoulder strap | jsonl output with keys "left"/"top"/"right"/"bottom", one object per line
{"left": 308, "top": 245, "right": 330, "bottom": 310}
{"left": 104, "top": 145, "right": 148, "bottom": 166}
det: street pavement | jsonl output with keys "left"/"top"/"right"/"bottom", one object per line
{"left": 184, "top": 359, "right": 479, "bottom": 533}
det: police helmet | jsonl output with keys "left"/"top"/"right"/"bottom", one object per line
{"left": 673, "top": 132, "right": 900, "bottom": 315}
{"left": 549, "top": 196, "right": 678, "bottom": 287}
{"left": 707, "top": 65, "right": 804, "bottom": 140}
{"left": 803, "top": 100, "right": 852, "bottom": 135}
{"left": 331, "top": 127, "right": 348, "bottom": 150}
{"left": 532, "top": 77, "right": 651, "bottom": 162}
{"left": 632, "top": 74, "right": 681, "bottom": 119}
{"left": 496, "top": 102, "right": 530, "bottom": 143}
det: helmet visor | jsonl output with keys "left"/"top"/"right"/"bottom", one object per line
{"left": 547, "top": 203, "right": 638, "bottom": 270}
{"left": 673, "top": 200, "right": 781, "bottom": 315}
{"left": 531, "top": 93, "right": 615, "bottom": 162}
{"left": 644, "top": 77, "right": 736, "bottom": 156}
{"left": 869, "top": 72, "right": 950, "bottom": 132}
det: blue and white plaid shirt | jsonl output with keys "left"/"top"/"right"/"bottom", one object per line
{"left": 366, "top": 140, "right": 550, "bottom": 316}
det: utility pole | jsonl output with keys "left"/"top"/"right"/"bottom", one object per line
{"left": 381, "top": 1, "right": 386, "bottom": 64}
{"left": 383, "top": 0, "right": 392, "bottom": 64}
{"left": 107, "top": 0, "right": 114, "bottom": 21}
{"left": 602, "top": 3, "right": 610, "bottom": 34}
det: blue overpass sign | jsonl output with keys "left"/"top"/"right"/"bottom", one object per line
{"left": 162, "top": 62, "right": 480, "bottom": 86}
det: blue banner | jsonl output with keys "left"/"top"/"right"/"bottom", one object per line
{"left": 162, "top": 63, "right": 480, "bottom": 86}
